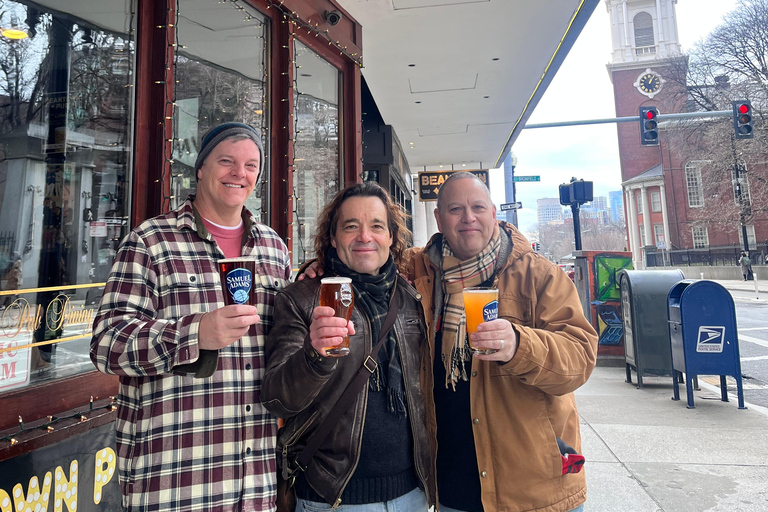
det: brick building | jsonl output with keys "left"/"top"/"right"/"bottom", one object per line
{"left": 606, "top": 0, "right": 768, "bottom": 268}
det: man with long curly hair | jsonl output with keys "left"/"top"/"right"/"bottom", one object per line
{"left": 263, "top": 181, "right": 435, "bottom": 511}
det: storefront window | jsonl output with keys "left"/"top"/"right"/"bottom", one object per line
{"left": 0, "top": 1, "right": 135, "bottom": 393}
{"left": 171, "top": 2, "right": 269, "bottom": 221}
{"left": 292, "top": 40, "right": 341, "bottom": 267}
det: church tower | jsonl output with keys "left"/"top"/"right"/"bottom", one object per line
{"left": 606, "top": 0, "right": 683, "bottom": 268}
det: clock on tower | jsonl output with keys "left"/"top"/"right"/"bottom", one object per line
{"left": 633, "top": 69, "right": 664, "bottom": 98}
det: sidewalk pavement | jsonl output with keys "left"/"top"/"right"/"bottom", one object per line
{"left": 701, "top": 278, "right": 766, "bottom": 304}
{"left": 577, "top": 366, "right": 768, "bottom": 511}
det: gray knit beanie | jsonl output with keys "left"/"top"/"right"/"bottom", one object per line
{"left": 194, "top": 122, "right": 265, "bottom": 177}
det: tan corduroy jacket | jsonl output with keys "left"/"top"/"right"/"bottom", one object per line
{"left": 403, "top": 221, "right": 598, "bottom": 512}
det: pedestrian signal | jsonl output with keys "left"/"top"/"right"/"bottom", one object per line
{"left": 640, "top": 107, "right": 659, "bottom": 146}
{"left": 732, "top": 101, "right": 753, "bottom": 139}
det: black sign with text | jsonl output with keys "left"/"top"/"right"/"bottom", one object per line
{"left": 0, "top": 422, "right": 120, "bottom": 511}
{"left": 418, "top": 170, "right": 489, "bottom": 201}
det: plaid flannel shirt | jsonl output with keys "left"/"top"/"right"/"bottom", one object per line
{"left": 91, "top": 199, "right": 291, "bottom": 512}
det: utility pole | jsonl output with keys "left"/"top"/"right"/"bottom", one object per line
{"left": 731, "top": 135, "right": 750, "bottom": 253}
{"left": 503, "top": 153, "right": 518, "bottom": 228}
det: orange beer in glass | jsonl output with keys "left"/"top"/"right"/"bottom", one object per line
{"left": 319, "top": 277, "right": 355, "bottom": 357}
{"left": 462, "top": 287, "right": 499, "bottom": 355}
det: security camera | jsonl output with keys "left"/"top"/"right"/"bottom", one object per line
{"left": 325, "top": 10, "right": 341, "bottom": 26}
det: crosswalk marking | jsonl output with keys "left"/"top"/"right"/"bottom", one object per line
{"left": 742, "top": 355, "right": 768, "bottom": 362}
{"left": 738, "top": 333, "right": 768, "bottom": 349}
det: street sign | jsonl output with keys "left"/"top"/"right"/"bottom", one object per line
{"left": 500, "top": 202, "right": 522, "bottom": 211}
{"left": 418, "top": 170, "right": 489, "bottom": 201}
{"left": 513, "top": 175, "right": 540, "bottom": 182}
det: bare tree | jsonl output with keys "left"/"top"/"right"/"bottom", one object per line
{"left": 529, "top": 218, "right": 627, "bottom": 262}
{"left": 661, "top": 0, "right": 768, "bottom": 244}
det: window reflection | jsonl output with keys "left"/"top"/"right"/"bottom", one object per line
{"left": 292, "top": 40, "right": 341, "bottom": 268}
{"left": 171, "top": 2, "right": 268, "bottom": 220}
{"left": 0, "top": 0, "right": 135, "bottom": 392}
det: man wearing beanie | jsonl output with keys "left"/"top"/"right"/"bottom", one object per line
{"left": 91, "top": 122, "right": 291, "bottom": 512}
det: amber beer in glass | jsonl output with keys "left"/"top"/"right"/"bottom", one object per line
{"left": 218, "top": 257, "right": 257, "bottom": 306}
{"left": 462, "top": 287, "right": 499, "bottom": 355}
{"left": 319, "top": 277, "right": 354, "bottom": 357}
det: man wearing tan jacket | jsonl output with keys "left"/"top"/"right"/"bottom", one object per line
{"left": 404, "top": 172, "right": 598, "bottom": 512}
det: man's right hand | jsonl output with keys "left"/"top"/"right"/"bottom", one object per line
{"left": 198, "top": 305, "right": 261, "bottom": 350}
{"left": 309, "top": 306, "right": 355, "bottom": 355}
{"left": 297, "top": 261, "right": 324, "bottom": 281}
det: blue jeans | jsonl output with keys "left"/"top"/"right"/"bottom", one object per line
{"left": 439, "top": 505, "right": 584, "bottom": 512}
{"left": 295, "top": 487, "right": 428, "bottom": 511}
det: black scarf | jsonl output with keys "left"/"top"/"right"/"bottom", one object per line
{"left": 326, "top": 248, "right": 407, "bottom": 416}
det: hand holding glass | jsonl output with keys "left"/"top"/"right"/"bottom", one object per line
{"left": 462, "top": 287, "right": 499, "bottom": 355}
{"left": 319, "top": 277, "right": 355, "bottom": 357}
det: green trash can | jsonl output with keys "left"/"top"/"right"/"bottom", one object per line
{"left": 618, "top": 269, "right": 684, "bottom": 388}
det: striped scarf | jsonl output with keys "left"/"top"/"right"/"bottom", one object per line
{"left": 440, "top": 223, "right": 501, "bottom": 389}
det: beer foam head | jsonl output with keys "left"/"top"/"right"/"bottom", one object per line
{"left": 321, "top": 277, "right": 352, "bottom": 284}
{"left": 462, "top": 287, "right": 496, "bottom": 294}
{"left": 219, "top": 257, "right": 255, "bottom": 263}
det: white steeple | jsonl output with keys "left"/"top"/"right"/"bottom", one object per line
{"left": 605, "top": 0, "right": 681, "bottom": 66}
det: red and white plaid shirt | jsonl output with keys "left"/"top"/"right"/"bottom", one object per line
{"left": 91, "top": 199, "right": 291, "bottom": 512}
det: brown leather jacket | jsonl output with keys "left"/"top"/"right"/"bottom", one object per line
{"left": 262, "top": 275, "right": 436, "bottom": 507}
{"left": 403, "top": 221, "right": 598, "bottom": 512}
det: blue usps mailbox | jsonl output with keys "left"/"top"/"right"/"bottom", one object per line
{"left": 667, "top": 280, "right": 745, "bottom": 409}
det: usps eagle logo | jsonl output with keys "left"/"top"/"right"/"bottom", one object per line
{"left": 696, "top": 326, "right": 725, "bottom": 353}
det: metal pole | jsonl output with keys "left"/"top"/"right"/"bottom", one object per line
{"left": 523, "top": 110, "right": 735, "bottom": 130}
{"left": 731, "top": 135, "right": 750, "bottom": 253}
{"left": 503, "top": 153, "right": 518, "bottom": 228}
{"left": 572, "top": 203, "right": 582, "bottom": 251}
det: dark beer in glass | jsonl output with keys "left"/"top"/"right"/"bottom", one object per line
{"left": 319, "top": 277, "right": 354, "bottom": 356}
{"left": 218, "top": 257, "right": 257, "bottom": 306}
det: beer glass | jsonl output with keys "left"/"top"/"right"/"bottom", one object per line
{"left": 319, "top": 277, "right": 355, "bottom": 357}
{"left": 462, "top": 287, "right": 499, "bottom": 355}
{"left": 218, "top": 257, "right": 257, "bottom": 306}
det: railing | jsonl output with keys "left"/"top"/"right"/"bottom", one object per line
{"left": 635, "top": 45, "right": 656, "bottom": 55}
{"left": 645, "top": 245, "right": 767, "bottom": 268}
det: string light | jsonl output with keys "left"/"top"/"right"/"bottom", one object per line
{"left": 1, "top": 400, "right": 116, "bottom": 446}
{"left": 155, "top": 0, "right": 360, "bottom": 238}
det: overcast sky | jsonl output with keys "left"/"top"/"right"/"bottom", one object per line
{"left": 489, "top": 0, "right": 739, "bottom": 234}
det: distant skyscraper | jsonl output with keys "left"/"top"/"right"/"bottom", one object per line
{"left": 609, "top": 190, "right": 624, "bottom": 224}
{"left": 537, "top": 198, "right": 563, "bottom": 224}
{"left": 590, "top": 196, "right": 608, "bottom": 211}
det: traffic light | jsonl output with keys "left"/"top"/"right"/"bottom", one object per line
{"left": 639, "top": 107, "right": 659, "bottom": 146}
{"left": 531, "top": 241, "right": 541, "bottom": 252}
{"left": 733, "top": 100, "right": 753, "bottom": 139}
